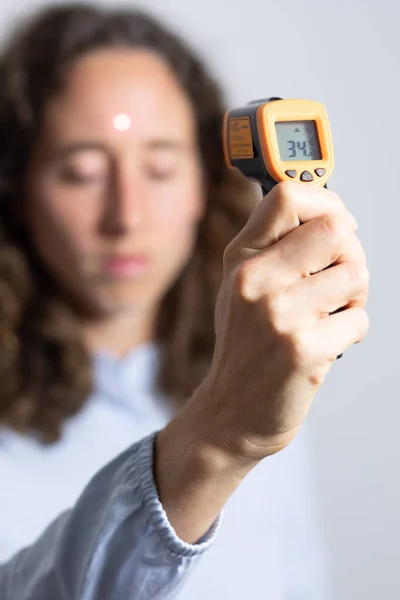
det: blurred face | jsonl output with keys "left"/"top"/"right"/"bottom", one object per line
{"left": 26, "top": 48, "right": 205, "bottom": 317}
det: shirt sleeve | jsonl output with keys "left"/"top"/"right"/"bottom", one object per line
{"left": 0, "top": 431, "right": 222, "bottom": 600}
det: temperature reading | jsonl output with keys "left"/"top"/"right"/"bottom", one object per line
{"left": 275, "top": 121, "right": 322, "bottom": 161}
{"left": 287, "top": 140, "right": 313, "bottom": 158}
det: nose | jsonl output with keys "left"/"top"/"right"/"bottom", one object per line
{"left": 101, "top": 165, "right": 150, "bottom": 236}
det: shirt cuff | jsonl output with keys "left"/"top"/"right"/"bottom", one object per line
{"left": 136, "top": 431, "right": 223, "bottom": 558}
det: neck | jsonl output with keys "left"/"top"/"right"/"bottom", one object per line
{"left": 81, "top": 305, "right": 158, "bottom": 357}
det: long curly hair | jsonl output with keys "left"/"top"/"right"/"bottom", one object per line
{"left": 0, "top": 3, "right": 257, "bottom": 443}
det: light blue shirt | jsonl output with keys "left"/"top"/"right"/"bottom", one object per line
{"left": 0, "top": 343, "right": 332, "bottom": 599}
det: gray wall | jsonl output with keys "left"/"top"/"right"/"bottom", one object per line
{"left": 1, "top": 0, "right": 398, "bottom": 597}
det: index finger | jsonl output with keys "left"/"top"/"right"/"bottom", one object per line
{"left": 232, "top": 182, "right": 358, "bottom": 255}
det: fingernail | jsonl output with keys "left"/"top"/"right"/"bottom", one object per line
{"left": 348, "top": 212, "right": 358, "bottom": 230}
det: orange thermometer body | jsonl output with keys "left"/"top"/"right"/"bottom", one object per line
{"left": 223, "top": 97, "right": 334, "bottom": 196}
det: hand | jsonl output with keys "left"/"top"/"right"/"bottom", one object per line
{"left": 155, "top": 181, "right": 369, "bottom": 543}
{"left": 189, "top": 181, "right": 369, "bottom": 464}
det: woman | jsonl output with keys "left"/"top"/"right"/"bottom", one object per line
{"left": 0, "top": 3, "right": 369, "bottom": 599}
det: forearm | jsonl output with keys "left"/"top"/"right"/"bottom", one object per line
{"left": 155, "top": 382, "right": 260, "bottom": 544}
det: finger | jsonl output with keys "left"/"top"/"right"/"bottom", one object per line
{"left": 290, "top": 260, "right": 370, "bottom": 318}
{"left": 310, "top": 306, "right": 370, "bottom": 361}
{"left": 231, "top": 182, "right": 357, "bottom": 255}
{"left": 268, "top": 213, "right": 367, "bottom": 282}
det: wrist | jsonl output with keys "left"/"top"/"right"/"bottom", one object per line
{"left": 154, "top": 384, "right": 259, "bottom": 544}
{"left": 182, "top": 374, "right": 301, "bottom": 464}
{"left": 156, "top": 380, "right": 262, "bottom": 484}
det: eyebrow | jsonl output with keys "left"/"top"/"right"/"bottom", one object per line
{"left": 52, "top": 139, "right": 189, "bottom": 161}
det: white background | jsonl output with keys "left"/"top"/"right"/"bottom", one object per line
{"left": 0, "top": 1, "right": 398, "bottom": 597}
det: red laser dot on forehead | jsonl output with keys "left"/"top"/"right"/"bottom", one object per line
{"left": 113, "top": 113, "right": 132, "bottom": 131}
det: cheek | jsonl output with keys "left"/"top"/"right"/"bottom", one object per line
{"left": 154, "top": 197, "right": 202, "bottom": 262}
{"left": 27, "top": 188, "right": 96, "bottom": 262}
{"left": 151, "top": 188, "right": 204, "bottom": 286}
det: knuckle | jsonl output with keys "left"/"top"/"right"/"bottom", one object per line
{"left": 271, "top": 181, "right": 296, "bottom": 212}
{"left": 345, "top": 261, "right": 370, "bottom": 288}
{"left": 318, "top": 213, "right": 348, "bottom": 240}
{"left": 282, "top": 329, "right": 312, "bottom": 366}
{"left": 328, "top": 190, "right": 347, "bottom": 214}
{"left": 234, "top": 260, "right": 259, "bottom": 301}
{"left": 265, "top": 291, "right": 292, "bottom": 332}
{"left": 328, "top": 189, "right": 342, "bottom": 204}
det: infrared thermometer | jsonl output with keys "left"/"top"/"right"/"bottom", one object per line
{"left": 224, "top": 97, "right": 343, "bottom": 358}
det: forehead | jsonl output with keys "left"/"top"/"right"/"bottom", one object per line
{"left": 41, "top": 48, "right": 196, "bottom": 144}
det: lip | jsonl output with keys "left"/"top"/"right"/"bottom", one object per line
{"left": 102, "top": 255, "right": 150, "bottom": 278}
